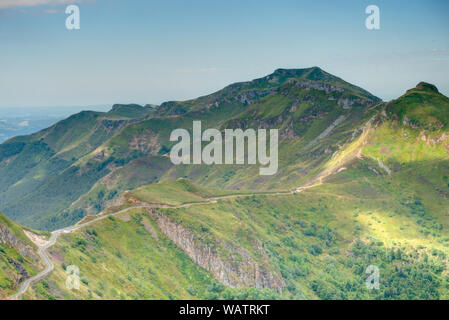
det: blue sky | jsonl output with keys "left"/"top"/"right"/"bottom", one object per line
{"left": 0, "top": 0, "right": 448, "bottom": 108}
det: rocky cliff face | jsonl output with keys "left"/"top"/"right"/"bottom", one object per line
{"left": 146, "top": 208, "right": 285, "bottom": 292}
{"left": 7, "top": 258, "right": 30, "bottom": 283}
{"left": 0, "top": 223, "right": 40, "bottom": 288}
{"left": 0, "top": 224, "right": 38, "bottom": 262}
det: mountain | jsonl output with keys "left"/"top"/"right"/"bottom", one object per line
{"left": 387, "top": 81, "right": 449, "bottom": 130}
{"left": 0, "top": 105, "right": 153, "bottom": 229}
{"left": 21, "top": 81, "right": 449, "bottom": 300}
{"left": 0, "top": 67, "right": 382, "bottom": 230}
{"left": 0, "top": 69, "right": 448, "bottom": 300}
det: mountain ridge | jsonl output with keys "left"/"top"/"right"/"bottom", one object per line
{"left": 0, "top": 73, "right": 448, "bottom": 300}
{"left": 0, "top": 68, "right": 441, "bottom": 232}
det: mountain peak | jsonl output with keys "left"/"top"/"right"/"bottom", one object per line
{"left": 414, "top": 82, "right": 439, "bottom": 93}
{"left": 272, "top": 66, "right": 324, "bottom": 79}
{"left": 388, "top": 81, "right": 449, "bottom": 130}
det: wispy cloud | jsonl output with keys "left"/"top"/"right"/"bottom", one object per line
{"left": 0, "top": 0, "right": 83, "bottom": 9}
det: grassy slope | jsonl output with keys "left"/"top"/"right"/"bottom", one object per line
{"left": 25, "top": 135, "right": 449, "bottom": 301}
{"left": 28, "top": 207, "right": 225, "bottom": 300}
{"left": 386, "top": 82, "right": 449, "bottom": 130}
{"left": 129, "top": 179, "right": 210, "bottom": 206}
{"left": 54, "top": 68, "right": 380, "bottom": 227}
{"left": 24, "top": 182, "right": 279, "bottom": 300}
{"left": 25, "top": 174, "right": 448, "bottom": 300}
{"left": 0, "top": 105, "right": 152, "bottom": 230}
{"left": 0, "top": 68, "right": 381, "bottom": 230}
{"left": 25, "top": 83, "right": 449, "bottom": 300}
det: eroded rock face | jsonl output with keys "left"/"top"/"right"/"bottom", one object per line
{"left": 236, "top": 89, "right": 277, "bottom": 106}
{"left": 129, "top": 132, "right": 161, "bottom": 154}
{"left": 0, "top": 224, "right": 39, "bottom": 262}
{"left": 294, "top": 80, "right": 345, "bottom": 94}
{"left": 8, "top": 258, "right": 30, "bottom": 283}
{"left": 146, "top": 208, "right": 285, "bottom": 292}
{"left": 100, "top": 119, "right": 128, "bottom": 132}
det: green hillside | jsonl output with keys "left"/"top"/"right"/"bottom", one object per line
{"left": 69, "top": 69, "right": 384, "bottom": 229}
{"left": 0, "top": 68, "right": 383, "bottom": 231}
{"left": 386, "top": 82, "right": 449, "bottom": 130}
{"left": 25, "top": 173, "right": 448, "bottom": 300}
{"left": 0, "top": 105, "right": 153, "bottom": 230}
{"left": 20, "top": 82, "right": 449, "bottom": 300}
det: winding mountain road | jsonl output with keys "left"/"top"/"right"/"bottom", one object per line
{"left": 10, "top": 190, "right": 296, "bottom": 300}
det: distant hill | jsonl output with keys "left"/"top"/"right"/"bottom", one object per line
{"left": 0, "top": 104, "right": 153, "bottom": 229}
{"left": 0, "top": 106, "right": 113, "bottom": 143}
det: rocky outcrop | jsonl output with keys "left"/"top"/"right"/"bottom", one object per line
{"left": 306, "top": 115, "right": 346, "bottom": 148}
{"left": 129, "top": 132, "right": 161, "bottom": 154}
{"left": 8, "top": 258, "right": 30, "bottom": 283}
{"left": 421, "top": 132, "right": 449, "bottom": 144}
{"left": 0, "top": 224, "right": 39, "bottom": 262}
{"left": 146, "top": 208, "right": 285, "bottom": 292}
{"left": 236, "top": 89, "right": 277, "bottom": 106}
{"left": 100, "top": 119, "right": 128, "bottom": 132}
{"left": 377, "top": 159, "right": 392, "bottom": 175}
{"left": 294, "top": 80, "right": 345, "bottom": 94}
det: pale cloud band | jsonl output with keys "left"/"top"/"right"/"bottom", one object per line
{"left": 0, "top": 0, "right": 83, "bottom": 9}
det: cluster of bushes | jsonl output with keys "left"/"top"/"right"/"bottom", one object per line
{"left": 198, "top": 281, "right": 281, "bottom": 300}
